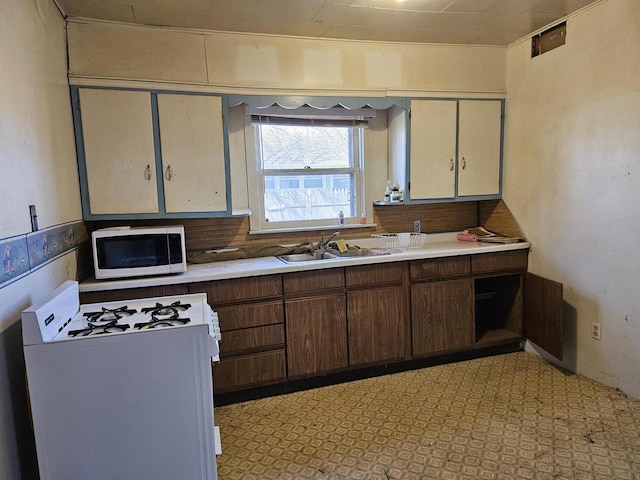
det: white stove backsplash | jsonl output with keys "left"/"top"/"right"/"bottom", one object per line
{"left": 22, "top": 281, "right": 220, "bottom": 344}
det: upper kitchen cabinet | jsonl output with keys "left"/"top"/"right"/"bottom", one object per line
{"left": 157, "top": 94, "right": 227, "bottom": 213}
{"left": 406, "top": 98, "right": 503, "bottom": 202}
{"left": 76, "top": 89, "right": 159, "bottom": 215}
{"left": 409, "top": 100, "right": 457, "bottom": 200}
{"left": 72, "top": 87, "right": 231, "bottom": 220}
{"left": 457, "top": 100, "right": 502, "bottom": 197}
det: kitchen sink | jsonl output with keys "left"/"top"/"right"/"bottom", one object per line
{"left": 276, "top": 248, "right": 376, "bottom": 264}
{"left": 276, "top": 253, "right": 325, "bottom": 263}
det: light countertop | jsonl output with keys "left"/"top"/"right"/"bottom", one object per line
{"left": 79, "top": 233, "right": 531, "bottom": 292}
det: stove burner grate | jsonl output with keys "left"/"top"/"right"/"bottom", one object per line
{"left": 134, "top": 314, "right": 191, "bottom": 330}
{"left": 68, "top": 320, "right": 130, "bottom": 337}
{"left": 83, "top": 306, "right": 137, "bottom": 323}
{"left": 141, "top": 301, "right": 192, "bottom": 317}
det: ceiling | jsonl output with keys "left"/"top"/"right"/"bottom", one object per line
{"left": 55, "top": 0, "right": 599, "bottom": 46}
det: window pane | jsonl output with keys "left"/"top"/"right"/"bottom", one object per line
{"left": 259, "top": 124, "right": 352, "bottom": 169}
{"left": 331, "top": 174, "right": 350, "bottom": 190}
{"left": 278, "top": 177, "right": 299, "bottom": 189}
{"left": 265, "top": 173, "right": 353, "bottom": 222}
{"left": 264, "top": 178, "right": 275, "bottom": 190}
{"left": 303, "top": 177, "right": 324, "bottom": 189}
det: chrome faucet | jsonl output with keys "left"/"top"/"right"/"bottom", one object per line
{"left": 317, "top": 231, "right": 340, "bottom": 251}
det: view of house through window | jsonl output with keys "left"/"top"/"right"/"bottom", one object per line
{"left": 254, "top": 122, "right": 363, "bottom": 225}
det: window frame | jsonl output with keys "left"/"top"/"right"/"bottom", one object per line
{"left": 249, "top": 119, "right": 365, "bottom": 231}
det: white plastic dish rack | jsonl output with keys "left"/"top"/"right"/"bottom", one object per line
{"left": 372, "top": 233, "right": 426, "bottom": 251}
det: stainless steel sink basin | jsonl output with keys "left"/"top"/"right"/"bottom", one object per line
{"left": 276, "top": 253, "right": 326, "bottom": 263}
{"left": 277, "top": 249, "right": 374, "bottom": 264}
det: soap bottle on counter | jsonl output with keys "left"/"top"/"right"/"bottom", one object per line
{"left": 338, "top": 210, "right": 344, "bottom": 224}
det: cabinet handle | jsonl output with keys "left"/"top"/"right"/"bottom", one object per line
{"left": 462, "top": 157, "right": 467, "bottom": 170}
{"left": 165, "top": 165, "right": 173, "bottom": 181}
{"left": 144, "top": 164, "right": 152, "bottom": 181}
{"left": 449, "top": 158, "right": 454, "bottom": 171}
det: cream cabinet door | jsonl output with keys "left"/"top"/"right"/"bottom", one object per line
{"left": 157, "top": 94, "right": 227, "bottom": 213}
{"left": 79, "top": 89, "right": 159, "bottom": 214}
{"left": 457, "top": 100, "right": 502, "bottom": 197}
{"left": 409, "top": 100, "right": 457, "bottom": 200}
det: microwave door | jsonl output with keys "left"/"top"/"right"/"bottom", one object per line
{"left": 96, "top": 235, "right": 170, "bottom": 270}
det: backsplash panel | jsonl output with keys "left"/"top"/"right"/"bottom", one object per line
{"left": 91, "top": 201, "right": 483, "bottom": 252}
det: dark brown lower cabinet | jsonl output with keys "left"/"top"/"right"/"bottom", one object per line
{"left": 347, "top": 286, "right": 406, "bottom": 366}
{"left": 474, "top": 271, "right": 564, "bottom": 361}
{"left": 524, "top": 272, "right": 564, "bottom": 360}
{"left": 81, "top": 251, "right": 565, "bottom": 396}
{"left": 213, "top": 350, "right": 286, "bottom": 392}
{"left": 190, "top": 275, "right": 286, "bottom": 394}
{"left": 285, "top": 294, "right": 348, "bottom": 377}
{"left": 411, "top": 278, "right": 475, "bottom": 356}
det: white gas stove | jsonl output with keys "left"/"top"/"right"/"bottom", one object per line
{"left": 23, "top": 281, "right": 221, "bottom": 346}
{"left": 22, "top": 281, "right": 222, "bottom": 480}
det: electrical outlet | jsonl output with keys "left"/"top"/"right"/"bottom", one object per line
{"left": 413, "top": 220, "right": 421, "bottom": 233}
{"left": 591, "top": 322, "right": 601, "bottom": 341}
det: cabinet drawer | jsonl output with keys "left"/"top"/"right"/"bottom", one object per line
{"left": 410, "top": 256, "right": 470, "bottom": 281}
{"left": 216, "top": 301, "right": 283, "bottom": 331}
{"left": 190, "top": 275, "right": 282, "bottom": 304}
{"left": 219, "top": 324, "right": 284, "bottom": 356}
{"left": 80, "top": 285, "right": 188, "bottom": 304}
{"left": 283, "top": 269, "right": 345, "bottom": 295}
{"left": 471, "top": 250, "right": 528, "bottom": 274}
{"left": 346, "top": 262, "right": 405, "bottom": 287}
{"left": 213, "top": 349, "right": 286, "bottom": 393}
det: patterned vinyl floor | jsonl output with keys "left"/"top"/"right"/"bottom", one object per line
{"left": 215, "top": 352, "right": 640, "bottom": 480}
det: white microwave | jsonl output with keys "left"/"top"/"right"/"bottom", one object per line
{"left": 92, "top": 226, "right": 187, "bottom": 280}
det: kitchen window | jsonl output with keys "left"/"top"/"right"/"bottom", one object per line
{"left": 247, "top": 106, "right": 374, "bottom": 232}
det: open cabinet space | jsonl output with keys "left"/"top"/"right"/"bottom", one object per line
{"left": 475, "top": 273, "right": 523, "bottom": 345}
{"left": 473, "top": 271, "right": 563, "bottom": 361}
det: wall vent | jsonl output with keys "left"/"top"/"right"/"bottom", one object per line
{"left": 532, "top": 22, "right": 566, "bottom": 58}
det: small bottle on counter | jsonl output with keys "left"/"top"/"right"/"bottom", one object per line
{"left": 360, "top": 212, "right": 367, "bottom": 224}
{"left": 338, "top": 210, "right": 344, "bottom": 224}
{"left": 391, "top": 185, "right": 401, "bottom": 202}
{"left": 384, "top": 180, "right": 392, "bottom": 202}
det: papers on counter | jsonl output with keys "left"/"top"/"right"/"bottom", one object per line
{"left": 463, "top": 226, "right": 523, "bottom": 244}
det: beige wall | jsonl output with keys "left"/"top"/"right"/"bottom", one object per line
{"left": 1, "top": 2, "right": 81, "bottom": 238}
{"left": 67, "top": 20, "right": 507, "bottom": 96}
{"left": 4, "top": 9, "right": 636, "bottom": 480}
{"left": 504, "top": 0, "right": 640, "bottom": 397}
{"left": 0, "top": 0, "right": 81, "bottom": 478}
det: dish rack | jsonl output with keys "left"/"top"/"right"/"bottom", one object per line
{"left": 372, "top": 233, "right": 426, "bottom": 251}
